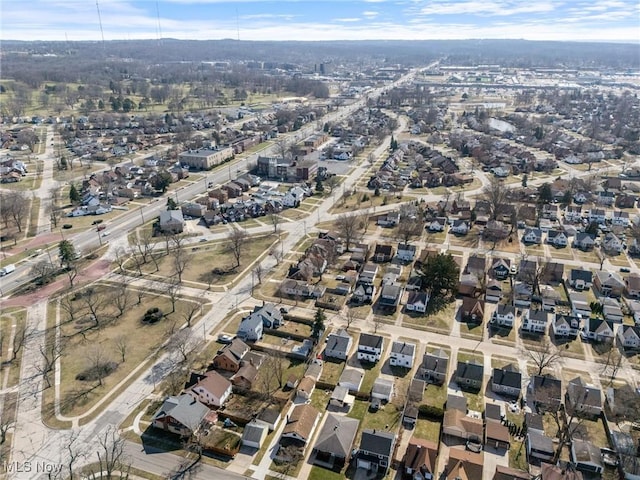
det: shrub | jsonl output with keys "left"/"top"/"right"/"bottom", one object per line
{"left": 76, "top": 361, "right": 118, "bottom": 382}
{"left": 142, "top": 307, "right": 163, "bottom": 324}
{"left": 418, "top": 404, "right": 444, "bottom": 420}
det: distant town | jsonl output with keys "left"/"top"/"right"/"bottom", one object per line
{"left": 0, "top": 39, "right": 639, "bottom": 480}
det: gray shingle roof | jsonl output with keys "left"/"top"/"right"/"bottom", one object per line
{"left": 153, "top": 394, "right": 209, "bottom": 431}
{"left": 313, "top": 414, "right": 359, "bottom": 458}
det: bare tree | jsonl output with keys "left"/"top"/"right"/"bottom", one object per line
{"left": 226, "top": 228, "right": 249, "bottom": 269}
{"left": 522, "top": 339, "right": 563, "bottom": 376}
{"left": 171, "top": 240, "right": 191, "bottom": 284}
{"left": 335, "top": 213, "right": 364, "bottom": 252}
{"left": 373, "top": 316, "right": 383, "bottom": 334}
{"left": 10, "top": 323, "right": 32, "bottom": 362}
{"left": 325, "top": 175, "right": 340, "bottom": 194}
{"left": 86, "top": 345, "right": 111, "bottom": 387}
{"left": 165, "top": 278, "right": 180, "bottom": 314}
{"left": 47, "top": 187, "right": 64, "bottom": 229}
{"left": 396, "top": 212, "right": 423, "bottom": 244}
{"left": 30, "top": 259, "right": 57, "bottom": 285}
{"left": 253, "top": 264, "right": 264, "bottom": 289}
{"left": 270, "top": 246, "right": 284, "bottom": 266}
{"left": 81, "top": 288, "right": 108, "bottom": 330}
{"left": 180, "top": 299, "right": 202, "bottom": 328}
{"left": 269, "top": 213, "right": 282, "bottom": 234}
{"left": 259, "top": 350, "right": 287, "bottom": 397}
{"left": 37, "top": 335, "right": 66, "bottom": 389}
{"left": 113, "top": 247, "right": 128, "bottom": 274}
{"left": 601, "top": 345, "right": 623, "bottom": 385}
{"left": 85, "top": 426, "right": 131, "bottom": 480}
{"left": 345, "top": 308, "right": 358, "bottom": 330}
{"left": 169, "top": 328, "right": 196, "bottom": 365}
{"left": 482, "top": 177, "right": 508, "bottom": 221}
{"left": 62, "top": 430, "right": 85, "bottom": 480}
{"left": 595, "top": 246, "right": 608, "bottom": 271}
{"left": 275, "top": 137, "right": 291, "bottom": 162}
{"left": 114, "top": 335, "right": 128, "bottom": 363}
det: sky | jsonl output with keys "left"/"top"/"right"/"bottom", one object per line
{"left": 1, "top": 0, "right": 639, "bottom": 43}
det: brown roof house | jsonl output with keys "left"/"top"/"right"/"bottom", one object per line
{"left": 296, "top": 376, "right": 316, "bottom": 401}
{"left": 446, "top": 448, "right": 483, "bottom": 480}
{"left": 443, "top": 395, "right": 484, "bottom": 443}
{"left": 402, "top": 438, "right": 438, "bottom": 480}
{"left": 211, "top": 338, "right": 250, "bottom": 373}
{"left": 280, "top": 404, "right": 320, "bottom": 448}
{"left": 230, "top": 363, "right": 259, "bottom": 391}
{"left": 460, "top": 297, "right": 484, "bottom": 324}
{"left": 187, "top": 371, "right": 232, "bottom": 408}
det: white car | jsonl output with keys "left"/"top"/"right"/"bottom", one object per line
{"left": 101, "top": 231, "right": 110, "bottom": 237}
{"left": 509, "top": 265, "right": 518, "bottom": 275}
{"left": 218, "top": 334, "right": 234, "bottom": 344}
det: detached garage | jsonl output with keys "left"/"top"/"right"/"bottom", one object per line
{"left": 242, "top": 421, "right": 268, "bottom": 449}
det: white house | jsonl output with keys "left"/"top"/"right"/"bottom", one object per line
{"left": 485, "top": 280, "right": 504, "bottom": 303}
{"left": 523, "top": 228, "right": 542, "bottom": 244}
{"left": 603, "top": 232, "right": 624, "bottom": 254}
{"left": 450, "top": 220, "right": 470, "bottom": 235}
{"left": 189, "top": 371, "right": 232, "bottom": 408}
{"left": 574, "top": 192, "right": 589, "bottom": 204}
{"left": 574, "top": 232, "right": 596, "bottom": 250}
{"left": 427, "top": 217, "right": 447, "bottom": 232}
{"left": 521, "top": 309, "right": 548, "bottom": 335}
{"left": 564, "top": 205, "right": 583, "bottom": 223}
{"left": 612, "top": 210, "right": 630, "bottom": 227}
{"left": 237, "top": 315, "right": 263, "bottom": 341}
{"left": 618, "top": 325, "right": 640, "bottom": 349}
{"left": 546, "top": 230, "right": 568, "bottom": 248}
{"left": 588, "top": 208, "right": 607, "bottom": 224}
{"left": 371, "top": 378, "right": 394, "bottom": 402}
{"left": 492, "top": 304, "right": 516, "bottom": 328}
{"left": 569, "top": 269, "right": 593, "bottom": 291}
{"left": 357, "top": 333, "right": 384, "bottom": 363}
{"left": 389, "top": 341, "right": 415, "bottom": 368}
{"left": 396, "top": 243, "right": 417, "bottom": 263}
{"left": 405, "top": 291, "right": 429, "bottom": 313}
{"left": 583, "top": 318, "right": 615, "bottom": 343}
{"left": 551, "top": 314, "right": 580, "bottom": 338}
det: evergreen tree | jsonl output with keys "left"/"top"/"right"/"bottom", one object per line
{"left": 312, "top": 308, "right": 326, "bottom": 339}
{"left": 69, "top": 183, "right": 80, "bottom": 204}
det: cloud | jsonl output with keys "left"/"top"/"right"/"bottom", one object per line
{"left": 334, "top": 17, "right": 362, "bottom": 22}
{"left": 416, "top": 1, "right": 556, "bottom": 17}
{"left": 362, "top": 10, "right": 379, "bottom": 18}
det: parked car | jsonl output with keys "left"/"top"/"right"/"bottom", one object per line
{"left": 218, "top": 334, "right": 234, "bottom": 344}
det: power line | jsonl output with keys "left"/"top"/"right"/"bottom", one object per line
{"left": 156, "top": 1, "right": 163, "bottom": 44}
{"left": 96, "top": 1, "right": 105, "bottom": 48}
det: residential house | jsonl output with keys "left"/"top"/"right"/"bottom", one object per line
{"left": 521, "top": 309, "right": 548, "bottom": 335}
{"left": 573, "top": 233, "right": 596, "bottom": 250}
{"left": 451, "top": 219, "right": 470, "bottom": 235}
{"left": 492, "top": 304, "right": 516, "bottom": 328}
{"left": 403, "top": 438, "right": 438, "bottom": 480}
{"left": 486, "top": 419, "right": 511, "bottom": 451}
{"left": 571, "top": 439, "right": 603, "bottom": 475}
{"left": 588, "top": 208, "right": 607, "bottom": 224}
{"left": 355, "top": 429, "right": 396, "bottom": 474}
{"left": 158, "top": 210, "right": 185, "bottom": 234}
{"left": 603, "top": 232, "right": 624, "bottom": 254}
{"left": 455, "top": 361, "right": 484, "bottom": 391}
{"left": 357, "top": 333, "right": 384, "bottom": 363}
{"left": 602, "top": 297, "right": 624, "bottom": 323}
{"left": 594, "top": 271, "right": 625, "bottom": 297}
{"left": 352, "top": 283, "right": 376, "bottom": 304}
{"left": 241, "top": 421, "right": 268, "bottom": 449}
{"left": 570, "top": 292, "right": 592, "bottom": 318}
{"left": 491, "top": 258, "right": 511, "bottom": 280}
{"left": 618, "top": 324, "right": 640, "bottom": 350}
{"left": 529, "top": 375, "right": 562, "bottom": 412}
{"left": 569, "top": 269, "right": 593, "bottom": 291}
{"left": 628, "top": 300, "right": 640, "bottom": 325}
{"left": 329, "top": 385, "right": 355, "bottom": 411}
{"left": 526, "top": 431, "right": 555, "bottom": 462}
{"left": 405, "top": 291, "right": 430, "bottom": 313}
{"left": 236, "top": 315, "right": 263, "bottom": 342}
{"left": 311, "top": 414, "right": 358, "bottom": 470}
{"left": 428, "top": 217, "right": 447, "bottom": 232}
{"left": 597, "top": 191, "right": 615, "bottom": 206}
{"left": 397, "top": 243, "right": 418, "bottom": 263}
{"left": 324, "top": 329, "right": 352, "bottom": 360}
{"left": 492, "top": 364, "right": 522, "bottom": 398}
{"left": 547, "top": 230, "right": 568, "bottom": 248}
{"left": 280, "top": 279, "right": 326, "bottom": 299}
{"left": 256, "top": 408, "right": 282, "bottom": 432}
{"left": 373, "top": 244, "right": 394, "bottom": 262}
{"left": 551, "top": 313, "right": 581, "bottom": 338}
{"left": 583, "top": 318, "right": 615, "bottom": 343}
{"left": 465, "top": 254, "right": 487, "bottom": 278}
{"left": 249, "top": 303, "right": 284, "bottom": 329}
{"left": 404, "top": 378, "right": 425, "bottom": 427}
{"left": 485, "top": 280, "right": 504, "bottom": 303}
{"left": 151, "top": 394, "right": 209, "bottom": 437}
{"left": 296, "top": 376, "right": 316, "bottom": 401}
{"left": 305, "top": 359, "right": 324, "bottom": 381}
{"left": 484, "top": 220, "right": 509, "bottom": 240}
{"left": 523, "top": 227, "right": 543, "bottom": 244}
{"left": 565, "top": 205, "right": 583, "bottom": 223}
{"left": 389, "top": 341, "right": 416, "bottom": 368}
{"left": 612, "top": 210, "right": 630, "bottom": 227}
{"left": 377, "top": 211, "right": 400, "bottom": 227}
{"left": 378, "top": 284, "right": 402, "bottom": 311}
{"left": 446, "top": 449, "right": 483, "bottom": 480}
{"left": 542, "top": 262, "right": 565, "bottom": 285}
{"left": 493, "top": 466, "right": 530, "bottom": 480}
{"left": 418, "top": 349, "right": 449, "bottom": 385}
{"left": 211, "top": 338, "right": 250, "bottom": 373}
{"left": 230, "top": 363, "right": 259, "bottom": 390}
{"left": 566, "top": 377, "right": 602, "bottom": 418}
{"left": 461, "top": 297, "right": 485, "bottom": 324}
{"left": 525, "top": 412, "right": 545, "bottom": 435}
{"left": 371, "top": 378, "right": 394, "bottom": 402}
{"left": 443, "top": 401, "right": 484, "bottom": 443}
{"left": 280, "top": 404, "right": 320, "bottom": 448}
{"left": 188, "top": 371, "right": 232, "bottom": 408}
{"left": 626, "top": 274, "right": 640, "bottom": 298}
{"left": 459, "top": 273, "right": 481, "bottom": 298}
{"left": 338, "top": 367, "right": 365, "bottom": 392}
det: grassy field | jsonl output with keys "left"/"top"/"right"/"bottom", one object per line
{"left": 132, "top": 234, "right": 277, "bottom": 287}
{"left": 0, "top": 307, "right": 27, "bottom": 388}
{"left": 414, "top": 418, "right": 441, "bottom": 443}
{"left": 49, "top": 283, "right": 203, "bottom": 419}
{"left": 318, "top": 358, "right": 346, "bottom": 386}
